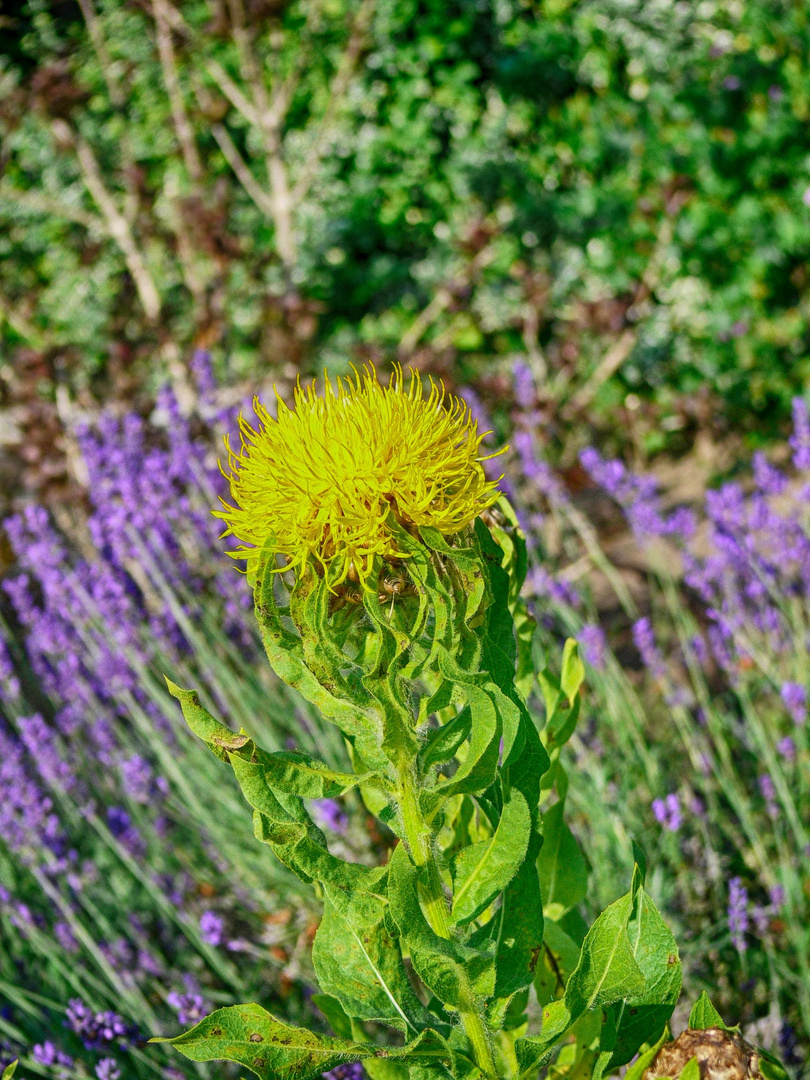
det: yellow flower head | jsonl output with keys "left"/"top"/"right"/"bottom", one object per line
{"left": 215, "top": 365, "right": 504, "bottom": 588}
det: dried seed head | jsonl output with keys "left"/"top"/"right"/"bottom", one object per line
{"left": 643, "top": 1027, "right": 764, "bottom": 1080}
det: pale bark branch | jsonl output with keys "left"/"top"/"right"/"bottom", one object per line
{"left": 153, "top": 0, "right": 204, "bottom": 186}
{"left": 225, "top": 0, "right": 296, "bottom": 273}
{"left": 210, "top": 123, "right": 275, "bottom": 219}
{"left": 0, "top": 184, "right": 102, "bottom": 230}
{"left": 52, "top": 120, "right": 162, "bottom": 322}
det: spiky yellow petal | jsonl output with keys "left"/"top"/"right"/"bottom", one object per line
{"left": 214, "top": 365, "right": 504, "bottom": 587}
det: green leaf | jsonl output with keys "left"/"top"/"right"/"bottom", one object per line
{"left": 420, "top": 707, "right": 472, "bottom": 770}
{"left": 252, "top": 544, "right": 388, "bottom": 772}
{"left": 1, "top": 1062, "right": 17, "bottom": 1080}
{"left": 387, "top": 843, "right": 493, "bottom": 1009}
{"left": 591, "top": 1006, "right": 618, "bottom": 1080}
{"left": 491, "top": 846, "right": 545, "bottom": 1003}
{"left": 609, "top": 885, "right": 682, "bottom": 1068}
{"left": 631, "top": 841, "right": 648, "bottom": 885}
{"left": 475, "top": 518, "right": 518, "bottom": 688}
{"left": 759, "top": 1055, "right": 791, "bottom": 1080}
{"left": 688, "top": 991, "right": 725, "bottom": 1031}
{"left": 560, "top": 639, "right": 585, "bottom": 702}
{"left": 450, "top": 787, "right": 531, "bottom": 925}
{"left": 536, "top": 799, "right": 588, "bottom": 912}
{"left": 679, "top": 1056, "right": 701, "bottom": 1080}
{"left": 313, "top": 886, "right": 433, "bottom": 1034}
{"left": 516, "top": 889, "right": 646, "bottom": 1076}
{"left": 534, "top": 918, "right": 582, "bottom": 1008}
{"left": 153, "top": 1004, "right": 453, "bottom": 1080}
{"left": 165, "top": 679, "right": 249, "bottom": 758}
{"left": 151, "top": 1004, "right": 369, "bottom": 1080}
{"left": 566, "top": 890, "right": 646, "bottom": 1013}
{"left": 312, "top": 994, "right": 354, "bottom": 1039}
{"left": 432, "top": 649, "right": 502, "bottom": 799}
{"left": 623, "top": 1027, "right": 672, "bottom": 1080}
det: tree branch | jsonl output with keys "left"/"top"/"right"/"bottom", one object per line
{"left": 153, "top": 0, "right": 204, "bottom": 187}
{"left": 52, "top": 120, "right": 162, "bottom": 322}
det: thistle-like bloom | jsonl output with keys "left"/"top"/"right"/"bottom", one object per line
{"left": 215, "top": 365, "right": 503, "bottom": 587}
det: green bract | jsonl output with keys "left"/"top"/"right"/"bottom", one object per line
{"left": 159, "top": 499, "right": 697, "bottom": 1078}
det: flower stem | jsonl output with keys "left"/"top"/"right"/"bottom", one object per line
{"left": 398, "top": 763, "right": 498, "bottom": 1079}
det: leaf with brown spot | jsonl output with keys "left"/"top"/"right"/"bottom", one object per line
{"left": 151, "top": 1003, "right": 453, "bottom": 1080}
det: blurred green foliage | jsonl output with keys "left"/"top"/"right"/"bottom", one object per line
{"left": 2, "top": 0, "right": 810, "bottom": 451}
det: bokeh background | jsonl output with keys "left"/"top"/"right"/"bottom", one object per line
{"left": 1, "top": 2, "right": 810, "bottom": 1078}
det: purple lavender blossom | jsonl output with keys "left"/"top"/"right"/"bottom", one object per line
{"left": 512, "top": 360, "right": 535, "bottom": 409}
{"left": 525, "top": 566, "right": 581, "bottom": 609}
{"left": 777, "top": 735, "right": 796, "bottom": 762}
{"left": 33, "top": 1041, "right": 73, "bottom": 1068}
{"left": 167, "top": 990, "right": 210, "bottom": 1027}
{"left": 632, "top": 617, "right": 666, "bottom": 679}
{"left": 579, "top": 624, "right": 606, "bottom": 670}
{"left": 66, "top": 999, "right": 135, "bottom": 1050}
{"left": 312, "top": 799, "right": 349, "bottom": 835}
{"left": 96, "top": 1058, "right": 121, "bottom": 1080}
{"left": 757, "top": 774, "right": 779, "bottom": 820}
{"left": 324, "top": 1064, "right": 366, "bottom": 1080}
{"left": 190, "top": 349, "right": 217, "bottom": 398}
{"left": 580, "top": 448, "right": 691, "bottom": 541}
{"left": 652, "top": 792, "right": 682, "bottom": 832}
{"left": 0, "top": 639, "right": 20, "bottom": 700}
{"left": 200, "top": 910, "right": 225, "bottom": 946}
{"left": 752, "top": 452, "right": 787, "bottom": 496}
{"left": 54, "top": 921, "right": 80, "bottom": 953}
{"left": 728, "top": 877, "right": 749, "bottom": 952}
{"left": 120, "top": 755, "right": 168, "bottom": 804}
{"left": 781, "top": 682, "right": 806, "bottom": 725}
{"left": 790, "top": 398, "right": 810, "bottom": 469}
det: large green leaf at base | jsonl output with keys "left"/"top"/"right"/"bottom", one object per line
{"left": 151, "top": 1004, "right": 369, "bottom": 1080}
{"left": 153, "top": 1004, "right": 454, "bottom": 1080}
{"left": 515, "top": 888, "right": 646, "bottom": 1076}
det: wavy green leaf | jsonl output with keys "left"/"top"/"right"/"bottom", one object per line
{"left": 451, "top": 788, "right": 530, "bottom": 925}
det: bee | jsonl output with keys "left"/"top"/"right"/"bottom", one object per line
{"left": 378, "top": 569, "right": 415, "bottom": 617}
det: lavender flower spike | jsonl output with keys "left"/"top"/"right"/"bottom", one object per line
{"left": 781, "top": 682, "right": 806, "bottom": 725}
{"left": 200, "top": 910, "right": 224, "bottom": 946}
{"left": 727, "top": 877, "right": 749, "bottom": 953}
